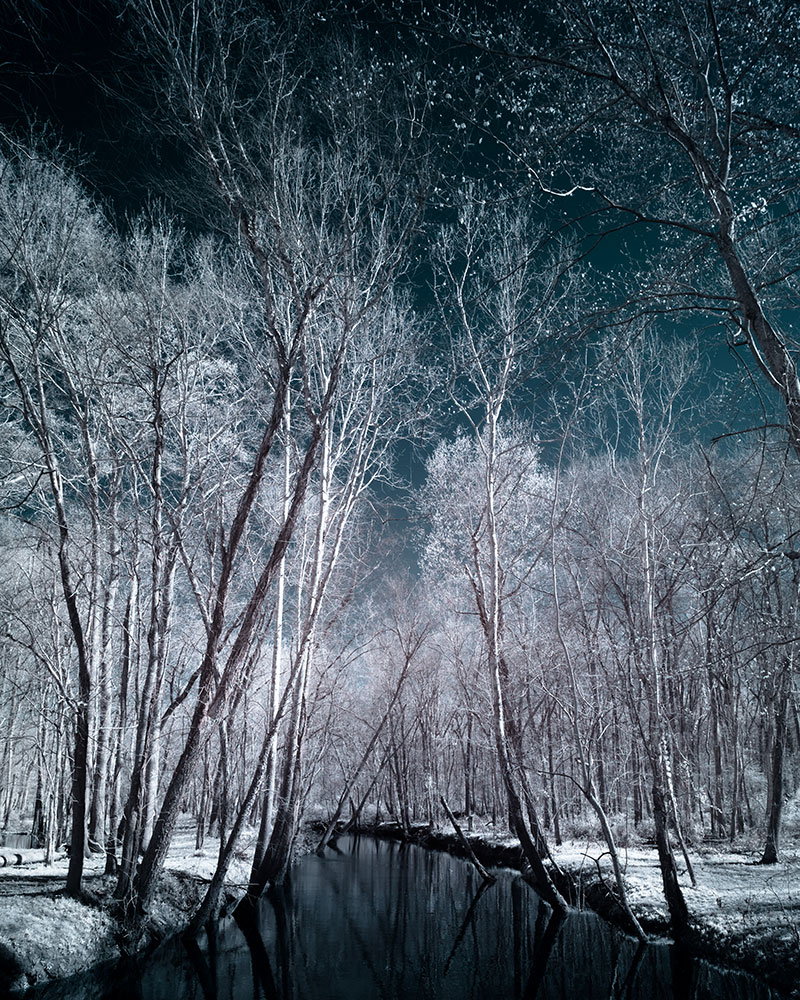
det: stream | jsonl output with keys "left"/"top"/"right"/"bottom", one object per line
{"left": 27, "top": 836, "right": 780, "bottom": 1000}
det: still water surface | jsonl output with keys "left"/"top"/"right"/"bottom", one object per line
{"left": 30, "top": 836, "right": 777, "bottom": 1000}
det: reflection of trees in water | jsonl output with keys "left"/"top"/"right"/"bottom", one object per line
{"left": 182, "top": 935, "right": 217, "bottom": 1000}
{"left": 609, "top": 938, "right": 648, "bottom": 1000}
{"left": 443, "top": 876, "right": 494, "bottom": 975}
{"left": 521, "top": 906, "right": 563, "bottom": 1000}
{"left": 161, "top": 839, "right": 776, "bottom": 1000}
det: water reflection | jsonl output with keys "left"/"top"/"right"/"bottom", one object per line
{"left": 26, "top": 836, "right": 778, "bottom": 1000}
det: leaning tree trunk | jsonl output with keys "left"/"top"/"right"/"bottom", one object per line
{"left": 489, "top": 666, "right": 568, "bottom": 913}
{"left": 716, "top": 226, "right": 800, "bottom": 463}
{"left": 188, "top": 654, "right": 304, "bottom": 931}
{"left": 652, "top": 774, "right": 689, "bottom": 936}
{"left": 261, "top": 405, "right": 291, "bottom": 860}
{"left": 246, "top": 646, "right": 309, "bottom": 899}
{"left": 131, "top": 361, "right": 326, "bottom": 923}
{"left": 761, "top": 660, "right": 791, "bottom": 864}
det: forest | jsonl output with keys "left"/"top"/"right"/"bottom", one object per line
{"left": 0, "top": 0, "right": 798, "bottom": 948}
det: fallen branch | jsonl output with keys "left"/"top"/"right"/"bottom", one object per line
{"left": 0, "top": 849, "right": 60, "bottom": 867}
{"left": 439, "top": 796, "right": 495, "bottom": 883}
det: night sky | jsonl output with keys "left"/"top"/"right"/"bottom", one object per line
{"left": 1, "top": 3, "right": 136, "bottom": 201}
{"left": 0, "top": 0, "right": 773, "bottom": 460}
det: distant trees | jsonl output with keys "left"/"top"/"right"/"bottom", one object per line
{"left": 0, "top": 149, "right": 263, "bottom": 896}
{"left": 579, "top": 331, "right": 701, "bottom": 932}
{"left": 424, "top": 427, "right": 573, "bottom": 910}
{"left": 381, "top": 346, "right": 796, "bottom": 931}
{"left": 709, "top": 447, "right": 800, "bottom": 863}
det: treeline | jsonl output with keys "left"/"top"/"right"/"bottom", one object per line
{"left": 317, "top": 343, "right": 800, "bottom": 934}
{"left": 0, "top": 0, "right": 798, "bottom": 940}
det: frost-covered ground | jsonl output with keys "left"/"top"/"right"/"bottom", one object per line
{"left": 553, "top": 836, "right": 800, "bottom": 945}
{"left": 0, "top": 821, "right": 253, "bottom": 994}
{"left": 580, "top": 839, "right": 800, "bottom": 995}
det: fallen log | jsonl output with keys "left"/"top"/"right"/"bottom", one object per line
{"left": 439, "top": 796, "right": 495, "bottom": 883}
{"left": 0, "top": 849, "right": 51, "bottom": 867}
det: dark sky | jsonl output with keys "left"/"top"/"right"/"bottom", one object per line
{"left": 0, "top": 2, "right": 115, "bottom": 124}
{"left": 0, "top": 0, "right": 772, "bottom": 464}
{"left": 0, "top": 1, "right": 192, "bottom": 217}
{"left": 1, "top": 4, "right": 118, "bottom": 167}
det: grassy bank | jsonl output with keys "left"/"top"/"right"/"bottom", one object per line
{"left": 0, "top": 823, "right": 252, "bottom": 995}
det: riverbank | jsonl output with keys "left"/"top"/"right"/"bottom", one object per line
{"left": 1, "top": 820, "right": 798, "bottom": 997}
{"left": 363, "top": 821, "right": 800, "bottom": 999}
{"left": 0, "top": 823, "right": 253, "bottom": 995}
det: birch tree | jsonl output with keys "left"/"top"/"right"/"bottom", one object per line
{"left": 122, "top": 2, "right": 426, "bottom": 923}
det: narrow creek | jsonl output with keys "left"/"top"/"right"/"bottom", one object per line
{"left": 27, "top": 836, "right": 780, "bottom": 1000}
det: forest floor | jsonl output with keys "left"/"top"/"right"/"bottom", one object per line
{"left": 376, "top": 820, "right": 800, "bottom": 998}
{"left": 0, "top": 820, "right": 256, "bottom": 995}
{"left": 1, "top": 820, "right": 798, "bottom": 997}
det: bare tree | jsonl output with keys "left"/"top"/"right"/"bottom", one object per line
{"left": 0, "top": 149, "right": 119, "bottom": 894}
{"left": 427, "top": 195, "right": 578, "bottom": 910}
{"left": 445, "top": 0, "right": 800, "bottom": 459}
{"left": 568, "top": 330, "right": 704, "bottom": 933}
{"left": 118, "top": 2, "right": 427, "bottom": 923}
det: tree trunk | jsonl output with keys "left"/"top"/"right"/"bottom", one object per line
{"left": 89, "top": 523, "right": 121, "bottom": 852}
{"left": 761, "top": 662, "right": 790, "bottom": 864}
{"left": 710, "top": 684, "right": 725, "bottom": 839}
{"left": 652, "top": 779, "right": 689, "bottom": 937}
{"left": 440, "top": 795, "right": 494, "bottom": 882}
{"left": 245, "top": 724, "right": 304, "bottom": 900}
{"left": 463, "top": 713, "right": 473, "bottom": 830}
{"left": 717, "top": 229, "right": 800, "bottom": 462}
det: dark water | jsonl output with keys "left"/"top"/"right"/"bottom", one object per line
{"left": 28, "top": 836, "right": 778, "bottom": 1000}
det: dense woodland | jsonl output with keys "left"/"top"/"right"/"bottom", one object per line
{"left": 0, "top": 0, "right": 799, "bottom": 939}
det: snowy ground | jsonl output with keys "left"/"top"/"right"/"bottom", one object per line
{"left": 0, "top": 821, "right": 252, "bottom": 994}
{"left": 461, "top": 826, "right": 800, "bottom": 997}
{"left": 0, "top": 822, "right": 798, "bottom": 996}
{"left": 613, "top": 842, "right": 798, "bottom": 995}
{"left": 557, "top": 837, "right": 800, "bottom": 939}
